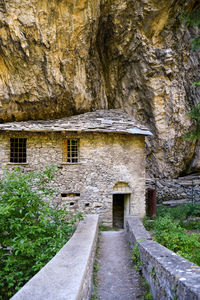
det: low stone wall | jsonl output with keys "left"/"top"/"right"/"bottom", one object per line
{"left": 11, "top": 215, "right": 99, "bottom": 300}
{"left": 126, "top": 216, "right": 200, "bottom": 300}
{"left": 146, "top": 175, "right": 200, "bottom": 204}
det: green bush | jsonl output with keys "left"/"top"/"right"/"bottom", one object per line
{"left": 156, "top": 203, "right": 200, "bottom": 221}
{"left": 155, "top": 204, "right": 200, "bottom": 230}
{"left": 0, "top": 167, "right": 82, "bottom": 299}
{"left": 144, "top": 205, "right": 200, "bottom": 266}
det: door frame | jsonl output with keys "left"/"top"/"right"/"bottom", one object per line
{"left": 112, "top": 193, "right": 131, "bottom": 228}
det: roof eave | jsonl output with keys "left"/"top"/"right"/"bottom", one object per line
{"left": 0, "top": 128, "right": 153, "bottom": 136}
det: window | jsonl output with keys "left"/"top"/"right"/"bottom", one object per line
{"left": 61, "top": 192, "right": 80, "bottom": 197}
{"left": 63, "top": 139, "right": 79, "bottom": 163}
{"left": 10, "top": 138, "right": 27, "bottom": 163}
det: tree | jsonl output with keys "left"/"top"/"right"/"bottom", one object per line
{"left": 0, "top": 167, "right": 81, "bottom": 299}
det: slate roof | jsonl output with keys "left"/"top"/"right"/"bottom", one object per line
{"left": 0, "top": 110, "right": 152, "bottom": 136}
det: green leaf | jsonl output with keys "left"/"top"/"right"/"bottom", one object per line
{"left": 192, "top": 80, "right": 200, "bottom": 87}
{"left": 0, "top": 167, "right": 82, "bottom": 299}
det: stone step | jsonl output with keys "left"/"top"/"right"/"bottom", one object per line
{"left": 159, "top": 199, "right": 200, "bottom": 207}
{"left": 161, "top": 199, "right": 189, "bottom": 206}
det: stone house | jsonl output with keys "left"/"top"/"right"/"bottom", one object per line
{"left": 0, "top": 110, "right": 152, "bottom": 227}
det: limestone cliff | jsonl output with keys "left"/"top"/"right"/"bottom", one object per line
{"left": 0, "top": 0, "right": 200, "bottom": 177}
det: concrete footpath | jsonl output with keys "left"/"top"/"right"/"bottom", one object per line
{"left": 95, "top": 230, "right": 145, "bottom": 300}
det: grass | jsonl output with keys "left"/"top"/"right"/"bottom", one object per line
{"left": 91, "top": 234, "right": 100, "bottom": 300}
{"left": 99, "top": 225, "right": 121, "bottom": 231}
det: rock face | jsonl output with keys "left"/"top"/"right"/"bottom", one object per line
{"left": 0, "top": 0, "right": 200, "bottom": 177}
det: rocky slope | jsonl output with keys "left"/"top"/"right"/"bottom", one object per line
{"left": 0, "top": 0, "right": 199, "bottom": 177}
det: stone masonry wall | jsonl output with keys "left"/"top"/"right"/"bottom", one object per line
{"left": 146, "top": 175, "right": 200, "bottom": 204}
{"left": 0, "top": 131, "right": 146, "bottom": 225}
{"left": 126, "top": 216, "right": 200, "bottom": 300}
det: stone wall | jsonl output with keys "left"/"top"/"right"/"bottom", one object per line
{"left": 0, "top": 131, "right": 146, "bottom": 225}
{"left": 11, "top": 215, "right": 99, "bottom": 300}
{"left": 126, "top": 216, "right": 200, "bottom": 300}
{"left": 146, "top": 175, "right": 200, "bottom": 204}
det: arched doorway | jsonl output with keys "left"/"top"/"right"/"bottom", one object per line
{"left": 112, "top": 182, "right": 131, "bottom": 228}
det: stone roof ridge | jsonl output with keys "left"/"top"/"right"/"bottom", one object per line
{"left": 0, "top": 109, "right": 153, "bottom": 136}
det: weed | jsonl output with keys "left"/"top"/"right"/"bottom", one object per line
{"left": 99, "top": 225, "right": 113, "bottom": 231}
{"left": 91, "top": 234, "right": 100, "bottom": 300}
{"left": 151, "top": 268, "right": 156, "bottom": 280}
{"left": 140, "top": 280, "right": 154, "bottom": 300}
{"left": 145, "top": 293, "right": 154, "bottom": 300}
{"left": 132, "top": 243, "right": 143, "bottom": 272}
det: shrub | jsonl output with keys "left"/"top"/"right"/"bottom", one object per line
{"left": 144, "top": 205, "right": 200, "bottom": 266}
{"left": 156, "top": 203, "right": 200, "bottom": 221}
{"left": 0, "top": 167, "right": 82, "bottom": 299}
